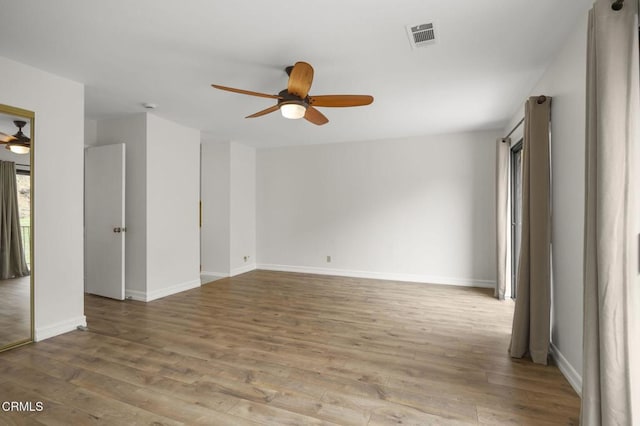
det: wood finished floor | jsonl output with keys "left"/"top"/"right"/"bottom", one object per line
{"left": 0, "top": 271, "right": 579, "bottom": 425}
{"left": 0, "top": 276, "right": 31, "bottom": 349}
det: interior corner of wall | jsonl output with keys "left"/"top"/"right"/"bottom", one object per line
{"left": 550, "top": 342, "right": 582, "bottom": 396}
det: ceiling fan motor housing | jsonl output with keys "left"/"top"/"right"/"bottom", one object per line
{"left": 277, "top": 89, "right": 308, "bottom": 109}
{"left": 12, "top": 120, "right": 30, "bottom": 142}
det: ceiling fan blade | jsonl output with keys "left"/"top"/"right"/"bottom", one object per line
{"left": 0, "top": 132, "right": 16, "bottom": 143}
{"left": 309, "top": 95, "right": 374, "bottom": 107}
{"left": 211, "top": 84, "right": 281, "bottom": 99}
{"left": 245, "top": 105, "right": 280, "bottom": 118}
{"left": 304, "top": 106, "right": 329, "bottom": 126}
{"left": 287, "top": 62, "right": 314, "bottom": 98}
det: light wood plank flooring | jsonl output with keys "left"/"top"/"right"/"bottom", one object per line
{"left": 0, "top": 276, "right": 31, "bottom": 349}
{"left": 0, "top": 270, "right": 579, "bottom": 425}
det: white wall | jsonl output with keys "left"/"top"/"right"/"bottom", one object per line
{"left": 257, "top": 130, "right": 498, "bottom": 286}
{"left": 146, "top": 114, "right": 200, "bottom": 297}
{"left": 201, "top": 141, "right": 231, "bottom": 277}
{"left": 95, "top": 113, "right": 201, "bottom": 300}
{"left": 84, "top": 119, "right": 97, "bottom": 146}
{"left": 230, "top": 142, "right": 256, "bottom": 275}
{"left": 504, "top": 10, "right": 589, "bottom": 393}
{"left": 200, "top": 140, "right": 256, "bottom": 278}
{"left": 96, "top": 114, "right": 148, "bottom": 294}
{"left": 0, "top": 56, "right": 85, "bottom": 340}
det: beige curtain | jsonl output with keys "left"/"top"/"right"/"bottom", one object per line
{"left": 0, "top": 160, "right": 29, "bottom": 279}
{"left": 582, "top": 1, "right": 640, "bottom": 424}
{"left": 509, "top": 96, "right": 551, "bottom": 365}
{"left": 495, "top": 137, "right": 510, "bottom": 300}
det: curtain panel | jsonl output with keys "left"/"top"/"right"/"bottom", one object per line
{"left": 509, "top": 96, "right": 551, "bottom": 365}
{"left": 0, "top": 160, "right": 29, "bottom": 279}
{"left": 495, "top": 137, "right": 510, "bottom": 300}
{"left": 581, "top": 0, "right": 640, "bottom": 424}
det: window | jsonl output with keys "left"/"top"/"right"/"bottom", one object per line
{"left": 15, "top": 169, "right": 30, "bottom": 265}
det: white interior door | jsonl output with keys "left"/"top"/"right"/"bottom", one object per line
{"left": 85, "top": 143, "right": 126, "bottom": 300}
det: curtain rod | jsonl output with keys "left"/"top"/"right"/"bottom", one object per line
{"left": 1, "top": 161, "right": 30, "bottom": 167}
{"left": 503, "top": 117, "right": 524, "bottom": 142}
{"left": 501, "top": 95, "right": 548, "bottom": 142}
{"left": 612, "top": 0, "right": 624, "bottom": 10}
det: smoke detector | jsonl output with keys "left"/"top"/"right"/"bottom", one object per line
{"left": 406, "top": 23, "right": 436, "bottom": 49}
{"left": 142, "top": 102, "right": 157, "bottom": 110}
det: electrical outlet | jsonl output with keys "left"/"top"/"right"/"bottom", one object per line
{"left": 243, "top": 255, "right": 249, "bottom": 262}
{"left": 326, "top": 255, "right": 331, "bottom": 263}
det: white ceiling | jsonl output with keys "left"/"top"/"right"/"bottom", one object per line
{"left": 0, "top": 0, "right": 592, "bottom": 148}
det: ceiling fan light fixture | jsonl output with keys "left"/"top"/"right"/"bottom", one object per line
{"left": 6, "top": 143, "right": 29, "bottom": 154}
{"left": 280, "top": 103, "right": 306, "bottom": 119}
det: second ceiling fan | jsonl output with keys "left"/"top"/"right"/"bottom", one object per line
{"left": 0, "top": 120, "right": 30, "bottom": 154}
{"left": 212, "top": 61, "right": 373, "bottom": 126}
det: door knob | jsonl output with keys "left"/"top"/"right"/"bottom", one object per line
{"left": 113, "top": 227, "right": 121, "bottom": 233}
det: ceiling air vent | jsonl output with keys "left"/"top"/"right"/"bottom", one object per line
{"left": 406, "top": 23, "right": 436, "bottom": 49}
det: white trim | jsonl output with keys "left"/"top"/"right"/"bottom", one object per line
{"left": 125, "top": 279, "right": 201, "bottom": 302}
{"left": 201, "top": 271, "right": 229, "bottom": 279}
{"left": 35, "top": 315, "right": 87, "bottom": 342}
{"left": 256, "top": 264, "right": 495, "bottom": 288}
{"left": 125, "top": 288, "right": 147, "bottom": 302}
{"left": 550, "top": 342, "right": 582, "bottom": 396}
{"left": 230, "top": 263, "right": 257, "bottom": 277}
{"left": 201, "top": 272, "right": 229, "bottom": 284}
{"left": 146, "top": 279, "right": 201, "bottom": 302}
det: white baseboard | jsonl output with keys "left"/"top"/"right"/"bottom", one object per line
{"left": 125, "top": 279, "right": 201, "bottom": 302}
{"left": 256, "top": 264, "right": 495, "bottom": 288}
{"left": 200, "top": 271, "right": 229, "bottom": 284}
{"left": 125, "top": 288, "right": 147, "bottom": 302}
{"left": 146, "top": 279, "right": 201, "bottom": 302}
{"left": 35, "top": 315, "right": 87, "bottom": 342}
{"left": 230, "top": 263, "right": 257, "bottom": 277}
{"left": 550, "top": 342, "right": 582, "bottom": 396}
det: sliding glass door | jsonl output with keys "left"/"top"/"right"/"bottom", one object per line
{"left": 510, "top": 140, "right": 523, "bottom": 299}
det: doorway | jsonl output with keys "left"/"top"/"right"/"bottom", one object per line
{"left": 85, "top": 143, "right": 126, "bottom": 300}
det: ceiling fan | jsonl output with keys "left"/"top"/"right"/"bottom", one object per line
{"left": 211, "top": 61, "right": 373, "bottom": 126}
{"left": 0, "top": 120, "right": 30, "bottom": 154}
